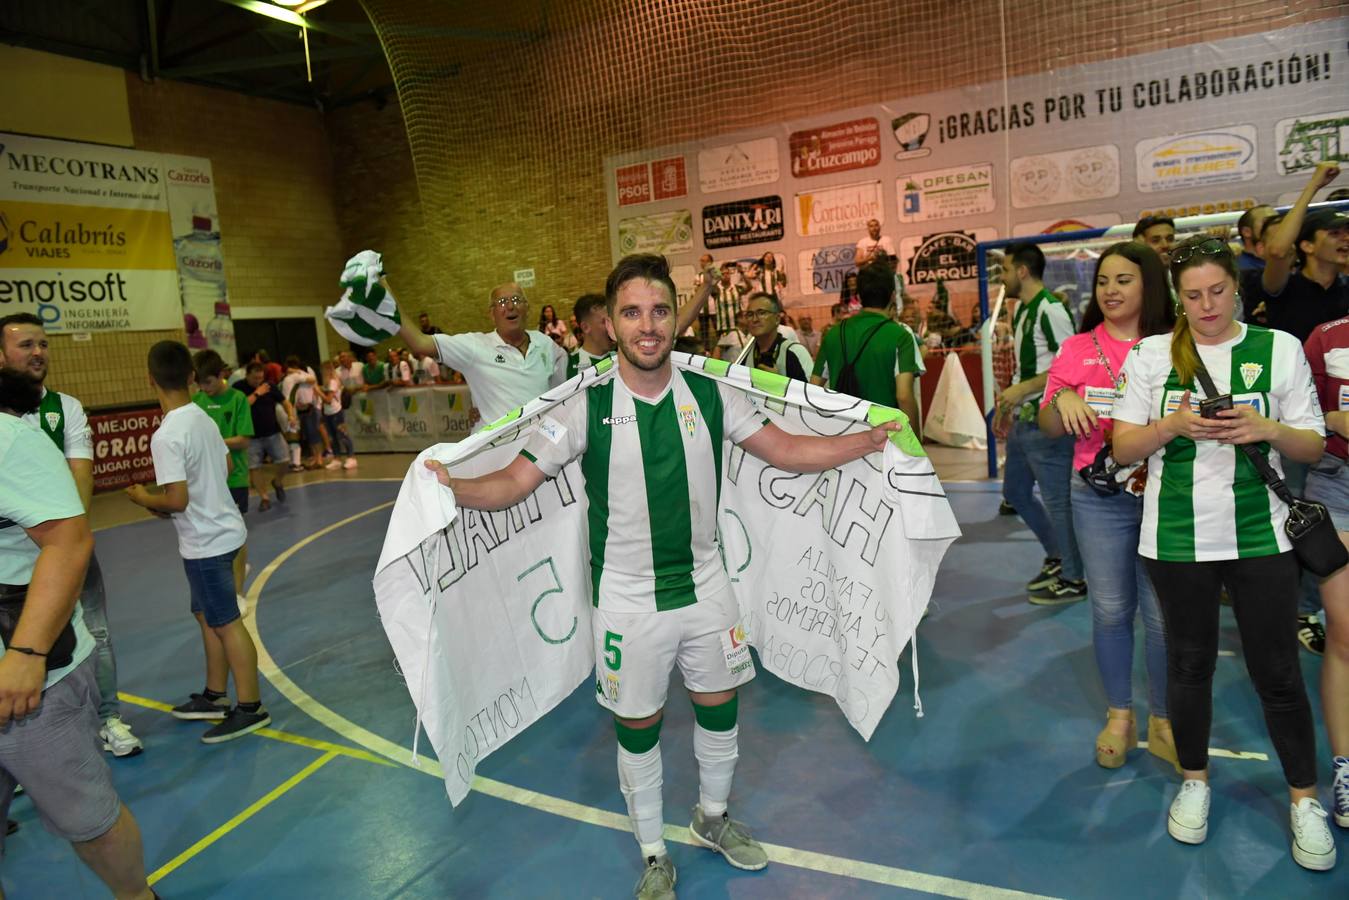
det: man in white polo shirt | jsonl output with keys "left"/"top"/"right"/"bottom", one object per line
{"left": 0, "top": 313, "right": 142, "bottom": 758}
{"left": 399, "top": 282, "right": 568, "bottom": 428}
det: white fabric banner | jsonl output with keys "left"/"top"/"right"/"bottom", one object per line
{"left": 374, "top": 355, "right": 960, "bottom": 805}
{"left": 923, "top": 352, "right": 988, "bottom": 450}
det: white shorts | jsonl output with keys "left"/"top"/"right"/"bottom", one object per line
{"left": 592, "top": 586, "right": 755, "bottom": 719}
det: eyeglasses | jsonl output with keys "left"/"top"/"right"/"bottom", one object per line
{"left": 744, "top": 309, "right": 778, "bottom": 320}
{"left": 491, "top": 295, "right": 527, "bottom": 308}
{"left": 1169, "top": 238, "right": 1229, "bottom": 266}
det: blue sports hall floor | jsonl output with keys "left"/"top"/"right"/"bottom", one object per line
{"left": 9, "top": 448, "right": 1346, "bottom": 898}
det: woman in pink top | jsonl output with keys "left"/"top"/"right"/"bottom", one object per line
{"left": 1038, "top": 241, "right": 1175, "bottom": 771}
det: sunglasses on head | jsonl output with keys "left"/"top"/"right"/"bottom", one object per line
{"left": 1170, "top": 238, "right": 1229, "bottom": 266}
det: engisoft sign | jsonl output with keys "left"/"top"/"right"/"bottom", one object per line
{"left": 789, "top": 118, "right": 881, "bottom": 177}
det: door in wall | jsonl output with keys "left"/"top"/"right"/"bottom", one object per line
{"left": 234, "top": 317, "right": 322, "bottom": 370}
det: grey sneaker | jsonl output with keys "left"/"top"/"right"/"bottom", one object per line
{"left": 634, "top": 854, "right": 675, "bottom": 900}
{"left": 201, "top": 705, "right": 270, "bottom": 744}
{"left": 689, "top": 805, "right": 768, "bottom": 871}
{"left": 1026, "top": 557, "right": 1061, "bottom": 590}
{"left": 171, "top": 692, "right": 230, "bottom": 720}
{"left": 1028, "top": 576, "right": 1087, "bottom": 606}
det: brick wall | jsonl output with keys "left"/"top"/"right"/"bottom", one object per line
{"left": 342, "top": 0, "right": 1346, "bottom": 335}
{"left": 44, "top": 75, "right": 347, "bottom": 409}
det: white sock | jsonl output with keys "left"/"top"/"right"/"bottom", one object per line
{"left": 694, "top": 723, "right": 738, "bottom": 817}
{"left": 617, "top": 743, "right": 665, "bottom": 856}
{"left": 289, "top": 443, "right": 301, "bottom": 466}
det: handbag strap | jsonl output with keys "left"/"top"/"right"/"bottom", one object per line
{"left": 1189, "top": 342, "right": 1297, "bottom": 507}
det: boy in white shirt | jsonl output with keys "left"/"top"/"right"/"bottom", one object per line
{"left": 126, "top": 341, "right": 270, "bottom": 744}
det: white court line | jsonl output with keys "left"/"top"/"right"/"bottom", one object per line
{"left": 243, "top": 502, "right": 1061, "bottom": 900}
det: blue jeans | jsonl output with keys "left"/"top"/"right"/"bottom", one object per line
{"left": 1072, "top": 482, "right": 1168, "bottom": 715}
{"left": 77, "top": 554, "right": 120, "bottom": 721}
{"left": 1004, "top": 416, "right": 1082, "bottom": 580}
{"left": 183, "top": 549, "right": 241, "bottom": 628}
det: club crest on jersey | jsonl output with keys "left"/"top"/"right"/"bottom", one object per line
{"left": 44, "top": 412, "right": 61, "bottom": 431}
{"left": 678, "top": 403, "right": 698, "bottom": 436}
{"left": 1239, "top": 362, "right": 1263, "bottom": 390}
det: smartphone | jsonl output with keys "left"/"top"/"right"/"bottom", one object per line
{"left": 1199, "top": 394, "right": 1233, "bottom": 419}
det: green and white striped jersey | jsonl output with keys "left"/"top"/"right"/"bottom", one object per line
{"left": 521, "top": 368, "right": 768, "bottom": 612}
{"left": 1113, "top": 324, "right": 1325, "bottom": 562}
{"left": 566, "top": 347, "right": 613, "bottom": 380}
{"left": 1011, "top": 288, "right": 1074, "bottom": 389}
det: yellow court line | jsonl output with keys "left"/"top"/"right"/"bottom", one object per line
{"left": 147, "top": 751, "right": 338, "bottom": 886}
{"left": 242, "top": 503, "right": 1062, "bottom": 900}
{"left": 117, "top": 691, "right": 393, "bottom": 767}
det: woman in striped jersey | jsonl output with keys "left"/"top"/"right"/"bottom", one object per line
{"left": 1038, "top": 241, "right": 1175, "bottom": 772}
{"left": 1112, "top": 236, "right": 1335, "bottom": 871}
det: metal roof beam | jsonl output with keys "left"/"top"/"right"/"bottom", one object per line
{"left": 161, "top": 42, "right": 382, "bottom": 78}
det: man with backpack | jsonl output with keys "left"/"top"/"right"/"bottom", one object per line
{"left": 811, "top": 262, "right": 925, "bottom": 440}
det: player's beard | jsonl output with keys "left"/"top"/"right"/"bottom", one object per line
{"left": 618, "top": 331, "right": 670, "bottom": 372}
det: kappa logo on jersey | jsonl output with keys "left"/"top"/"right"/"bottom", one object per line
{"left": 677, "top": 403, "right": 698, "bottom": 436}
{"left": 602, "top": 414, "right": 637, "bottom": 426}
{"left": 494, "top": 354, "right": 507, "bottom": 364}
{"left": 44, "top": 412, "right": 60, "bottom": 431}
{"left": 1240, "top": 362, "right": 1263, "bottom": 390}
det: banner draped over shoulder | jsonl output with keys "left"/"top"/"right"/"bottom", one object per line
{"left": 374, "top": 354, "right": 960, "bottom": 806}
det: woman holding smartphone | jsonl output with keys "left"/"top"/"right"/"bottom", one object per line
{"left": 1112, "top": 236, "right": 1334, "bottom": 870}
{"left": 1038, "top": 242, "right": 1175, "bottom": 772}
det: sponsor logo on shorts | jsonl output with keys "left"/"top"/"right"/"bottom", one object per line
{"left": 596, "top": 673, "right": 620, "bottom": 702}
{"left": 721, "top": 623, "right": 752, "bottom": 675}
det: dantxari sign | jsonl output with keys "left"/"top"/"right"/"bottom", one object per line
{"left": 373, "top": 355, "right": 960, "bottom": 805}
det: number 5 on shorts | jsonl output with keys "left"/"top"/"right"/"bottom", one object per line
{"left": 603, "top": 631, "right": 623, "bottom": 671}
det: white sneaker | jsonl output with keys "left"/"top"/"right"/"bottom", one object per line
{"left": 1291, "top": 797, "right": 1337, "bottom": 871}
{"left": 1168, "top": 779, "right": 1210, "bottom": 844}
{"left": 324, "top": 459, "right": 342, "bottom": 470}
{"left": 343, "top": 457, "right": 358, "bottom": 469}
{"left": 99, "top": 715, "right": 144, "bottom": 757}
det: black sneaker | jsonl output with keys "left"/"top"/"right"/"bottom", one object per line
{"left": 201, "top": 706, "right": 270, "bottom": 744}
{"left": 1298, "top": 614, "right": 1326, "bottom": 656}
{"left": 171, "top": 692, "right": 230, "bottom": 720}
{"left": 272, "top": 479, "right": 287, "bottom": 503}
{"left": 1029, "top": 576, "right": 1087, "bottom": 605}
{"left": 1026, "top": 558, "right": 1062, "bottom": 591}
{"left": 998, "top": 500, "right": 1017, "bottom": 516}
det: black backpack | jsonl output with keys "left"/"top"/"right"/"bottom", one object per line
{"left": 833, "top": 319, "right": 886, "bottom": 397}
